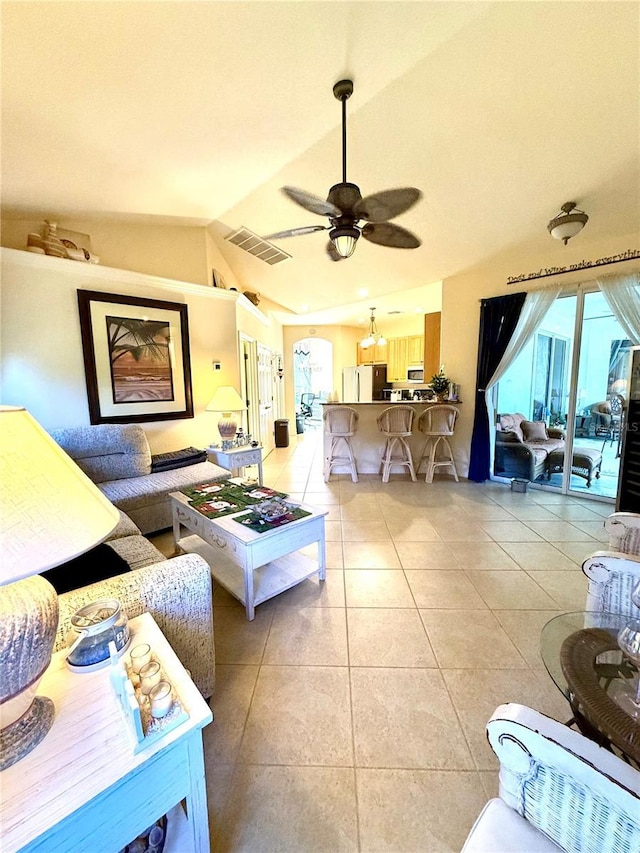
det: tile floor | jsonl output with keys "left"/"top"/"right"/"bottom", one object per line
{"left": 153, "top": 430, "right": 615, "bottom": 852}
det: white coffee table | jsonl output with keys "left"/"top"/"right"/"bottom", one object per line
{"left": 170, "top": 491, "right": 327, "bottom": 620}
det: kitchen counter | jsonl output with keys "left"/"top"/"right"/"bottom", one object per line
{"left": 320, "top": 401, "right": 462, "bottom": 476}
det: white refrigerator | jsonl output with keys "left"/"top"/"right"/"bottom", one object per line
{"left": 342, "top": 364, "right": 388, "bottom": 402}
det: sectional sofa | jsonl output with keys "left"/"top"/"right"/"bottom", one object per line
{"left": 50, "top": 424, "right": 230, "bottom": 534}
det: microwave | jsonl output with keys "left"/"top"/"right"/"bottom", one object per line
{"left": 407, "top": 366, "right": 424, "bottom": 382}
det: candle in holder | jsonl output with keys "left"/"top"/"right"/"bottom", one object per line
{"left": 130, "top": 643, "right": 152, "bottom": 673}
{"left": 149, "top": 681, "right": 173, "bottom": 718}
{"left": 139, "top": 660, "right": 161, "bottom": 694}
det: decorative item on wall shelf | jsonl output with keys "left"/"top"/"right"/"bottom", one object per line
{"left": 212, "top": 269, "right": 227, "bottom": 289}
{"left": 243, "top": 290, "right": 260, "bottom": 306}
{"left": 27, "top": 221, "right": 99, "bottom": 263}
{"left": 77, "top": 290, "right": 194, "bottom": 424}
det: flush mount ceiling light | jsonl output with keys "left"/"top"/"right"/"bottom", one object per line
{"left": 360, "top": 307, "right": 386, "bottom": 349}
{"left": 547, "top": 201, "right": 589, "bottom": 245}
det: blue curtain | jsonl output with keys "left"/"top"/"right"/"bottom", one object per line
{"left": 468, "top": 292, "right": 527, "bottom": 482}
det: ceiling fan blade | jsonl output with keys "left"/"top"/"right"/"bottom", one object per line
{"left": 353, "top": 188, "right": 422, "bottom": 223}
{"left": 282, "top": 186, "right": 341, "bottom": 218}
{"left": 326, "top": 241, "right": 346, "bottom": 262}
{"left": 361, "top": 222, "right": 421, "bottom": 249}
{"left": 263, "top": 225, "right": 329, "bottom": 240}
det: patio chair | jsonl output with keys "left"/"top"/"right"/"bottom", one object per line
{"left": 462, "top": 703, "right": 640, "bottom": 853}
{"left": 299, "top": 393, "right": 315, "bottom": 421}
{"left": 605, "top": 511, "right": 640, "bottom": 556}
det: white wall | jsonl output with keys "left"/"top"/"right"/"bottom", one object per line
{"left": 0, "top": 249, "right": 241, "bottom": 452}
{"left": 2, "top": 218, "right": 211, "bottom": 286}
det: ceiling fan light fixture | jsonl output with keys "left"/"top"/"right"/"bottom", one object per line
{"left": 330, "top": 224, "right": 359, "bottom": 259}
{"left": 547, "top": 201, "right": 589, "bottom": 245}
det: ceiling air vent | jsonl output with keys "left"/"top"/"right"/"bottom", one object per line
{"left": 225, "top": 227, "right": 291, "bottom": 265}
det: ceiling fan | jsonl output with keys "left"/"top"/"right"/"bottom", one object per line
{"left": 265, "top": 79, "right": 422, "bottom": 261}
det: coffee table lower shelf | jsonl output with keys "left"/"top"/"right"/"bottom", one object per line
{"left": 179, "top": 533, "right": 322, "bottom": 614}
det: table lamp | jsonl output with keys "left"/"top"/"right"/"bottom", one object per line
{"left": 206, "top": 386, "right": 246, "bottom": 444}
{"left": 0, "top": 406, "right": 119, "bottom": 770}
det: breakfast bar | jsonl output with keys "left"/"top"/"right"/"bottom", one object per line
{"left": 320, "top": 401, "right": 462, "bottom": 476}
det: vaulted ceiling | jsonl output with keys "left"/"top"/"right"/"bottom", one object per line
{"left": 2, "top": 2, "right": 638, "bottom": 325}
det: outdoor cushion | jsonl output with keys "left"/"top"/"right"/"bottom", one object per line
{"left": 521, "top": 420, "right": 548, "bottom": 441}
{"left": 462, "top": 798, "right": 562, "bottom": 853}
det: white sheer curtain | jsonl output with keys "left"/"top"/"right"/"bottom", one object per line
{"left": 487, "top": 285, "right": 563, "bottom": 392}
{"left": 597, "top": 272, "right": 640, "bottom": 343}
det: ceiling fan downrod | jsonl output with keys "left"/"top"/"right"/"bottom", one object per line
{"left": 333, "top": 79, "right": 353, "bottom": 185}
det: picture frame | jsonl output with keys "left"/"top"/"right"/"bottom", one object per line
{"left": 77, "top": 290, "right": 194, "bottom": 424}
{"left": 212, "top": 269, "right": 226, "bottom": 289}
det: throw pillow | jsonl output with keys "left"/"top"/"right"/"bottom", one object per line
{"left": 42, "top": 543, "right": 130, "bottom": 594}
{"left": 151, "top": 446, "right": 207, "bottom": 472}
{"left": 521, "top": 420, "right": 548, "bottom": 442}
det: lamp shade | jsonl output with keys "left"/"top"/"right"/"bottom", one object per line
{"left": 205, "top": 386, "right": 246, "bottom": 414}
{"left": 0, "top": 407, "right": 120, "bottom": 584}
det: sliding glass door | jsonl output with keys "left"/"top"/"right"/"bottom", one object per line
{"left": 565, "top": 290, "right": 630, "bottom": 498}
{"left": 493, "top": 287, "right": 630, "bottom": 500}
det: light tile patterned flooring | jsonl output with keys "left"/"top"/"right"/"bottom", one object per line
{"left": 155, "top": 430, "right": 615, "bottom": 852}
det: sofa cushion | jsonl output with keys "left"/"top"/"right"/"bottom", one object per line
{"left": 107, "top": 534, "right": 166, "bottom": 571}
{"left": 521, "top": 420, "right": 548, "bottom": 442}
{"left": 50, "top": 424, "right": 151, "bottom": 483}
{"left": 108, "top": 509, "right": 143, "bottom": 540}
{"left": 99, "top": 460, "right": 230, "bottom": 534}
{"left": 462, "top": 798, "right": 562, "bottom": 853}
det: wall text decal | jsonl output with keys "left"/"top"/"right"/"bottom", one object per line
{"left": 507, "top": 248, "right": 640, "bottom": 285}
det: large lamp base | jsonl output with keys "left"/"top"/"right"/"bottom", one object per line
{"left": 218, "top": 413, "right": 238, "bottom": 440}
{"left": 0, "top": 696, "right": 55, "bottom": 771}
{"left": 0, "top": 576, "right": 58, "bottom": 770}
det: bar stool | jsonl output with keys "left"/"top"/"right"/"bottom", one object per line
{"left": 417, "top": 405, "right": 459, "bottom": 483}
{"left": 376, "top": 405, "right": 417, "bottom": 483}
{"left": 323, "top": 405, "right": 359, "bottom": 482}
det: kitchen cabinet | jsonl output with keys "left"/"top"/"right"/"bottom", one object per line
{"left": 357, "top": 340, "right": 387, "bottom": 365}
{"left": 387, "top": 337, "right": 408, "bottom": 381}
{"left": 423, "top": 312, "right": 441, "bottom": 379}
{"left": 407, "top": 335, "right": 424, "bottom": 365}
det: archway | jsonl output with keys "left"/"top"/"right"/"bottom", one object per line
{"left": 292, "top": 337, "right": 333, "bottom": 429}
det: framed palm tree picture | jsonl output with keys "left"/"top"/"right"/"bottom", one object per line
{"left": 77, "top": 290, "right": 194, "bottom": 424}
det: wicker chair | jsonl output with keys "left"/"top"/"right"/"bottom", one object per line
{"left": 416, "top": 405, "right": 459, "bottom": 483}
{"left": 376, "top": 405, "right": 417, "bottom": 483}
{"left": 462, "top": 703, "right": 640, "bottom": 853}
{"left": 605, "top": 512, "right": 640, "bottom": 556}
{"left": 323, "top": 405, "right": 358, "bottom": 483}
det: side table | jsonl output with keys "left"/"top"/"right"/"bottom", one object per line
{"left": 207, "top": 444, "right": 263, "bottom": 484}
{"left": 1, "top": 613, "right": 212, "bottom": 853}
{"left": 540, "top": 611, "right": 640, "bottom": 765}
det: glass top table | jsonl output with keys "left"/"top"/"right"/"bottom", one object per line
{"left": 541, "top": 611, "right": 640, "bottom": 764}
